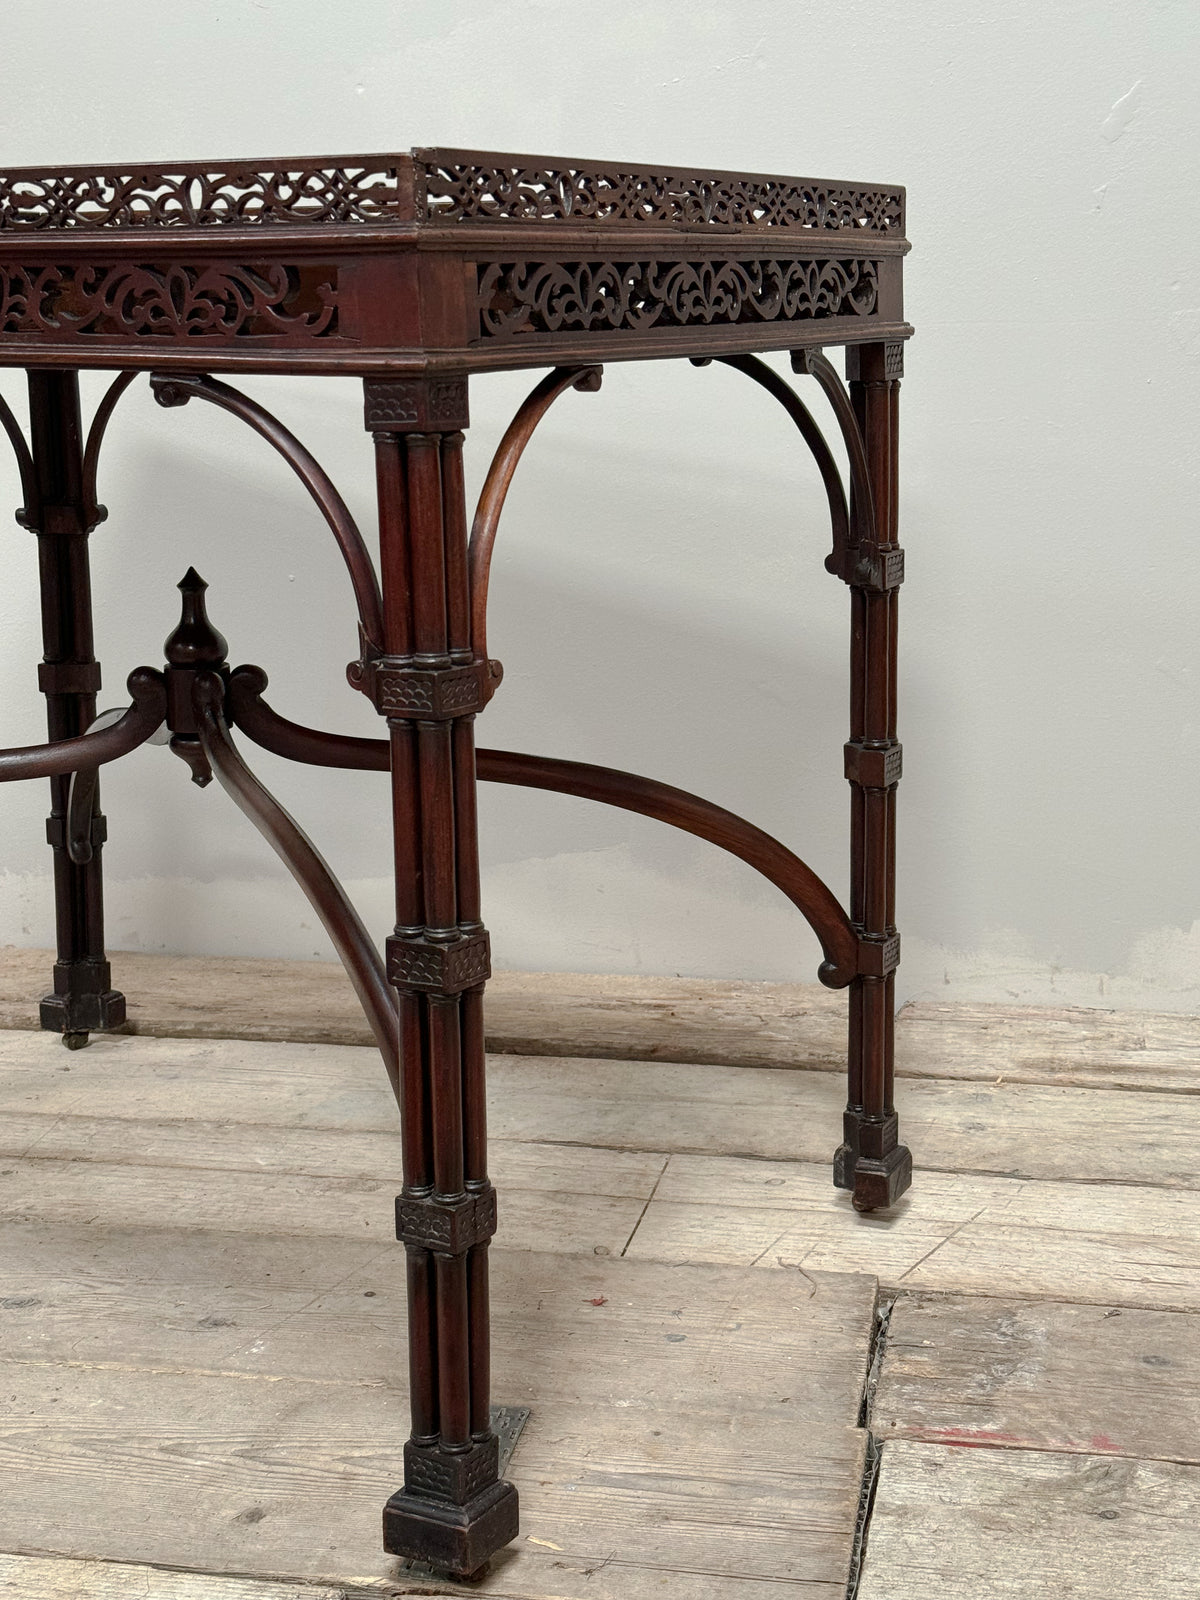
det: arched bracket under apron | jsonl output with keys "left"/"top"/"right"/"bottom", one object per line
{"left": 150, "top": 372, "right": 385, "bottom": 654}
{"left": 703, "top": 352, "right": 852, "bottom": 579}
{"left": 0, "top": 390, "right": 37, "bottom": 528}
{"left": 3, "top": 370, "right": 144, "bottom": 533}
{"left": 468, "top": 364, "right": 602, "bottom": 660}
{"left": 793, "top": 347, "right": 878, "bottom": 556}
{"left": 79, "top": 371, "right": 140, "bottom": 532}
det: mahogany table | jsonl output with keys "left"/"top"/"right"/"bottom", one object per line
{"left": 0, "top": 148, "right": 912, "bottom": 1577}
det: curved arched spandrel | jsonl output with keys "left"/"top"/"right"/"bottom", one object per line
{"left": 468, "top": 364, "right": 601, "bottom": 659}
{"left": 150, "top": 371, "right": 385, "bottom": 653}
{"left": 0, "top": 388, "right": 37, "bottom": 527}
{"left": 80, "top": 370, "right": 139, "bottom": 531}
{"left": 711, "top": 353, "right": 851, "bottom": 577}
{"left": 795, "top": 348, "right": 877, "bottom": 551}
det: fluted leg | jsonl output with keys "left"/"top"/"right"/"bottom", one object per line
{"left": 833, "top": 342, "right": 912, "bottom": 1211}
{"left": 26, "top": 370, "right": 124, "bottom": 1048}
{"left": 360, "top": 377, "right": 516, "bottom": 1577}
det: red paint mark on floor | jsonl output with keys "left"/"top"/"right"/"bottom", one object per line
{"left": 1089, "top": 1432, "right": 1122, "bottom": 1453}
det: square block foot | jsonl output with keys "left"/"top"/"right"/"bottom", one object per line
{"left": 383, "top": 1478, "right": 519, "bottom": 1577}
{"left": 835, "top": 1140, "right": 912, "bottom": 1211}
{"left": 40, "top": 987, "right": 126, "bottom": 1039}
{"left": 834, "top": 1109, "right": 911, "bottom": 1211}
{"left": 846, "top": 1145, "right": 913, "bottom": 1211}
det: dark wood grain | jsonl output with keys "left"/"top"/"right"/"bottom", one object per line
{"left": 0, "top": 145, "right": 912, "bottom": 1577}
{"left": 0, "top": 148, "right": 911, "bottom": 375}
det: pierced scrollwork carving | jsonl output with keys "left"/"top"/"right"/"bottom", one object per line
{"left": 422, "top": 160, "right": 903, "bottom": 234}
{"left": 0, "top": 154, "right": 905, "bottom": 237}
{"left": 0, "top": 261, "right": 339, "bottom": 340}
{"left": 0, "top": 162, "right": 403, "bottom": 230}
{"left": 476, "top": 257, "right": 878, "bottom": 340}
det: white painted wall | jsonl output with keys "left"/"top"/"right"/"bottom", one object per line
{"left": 1, "top": 1, "right": 1198, "bottom": 1011}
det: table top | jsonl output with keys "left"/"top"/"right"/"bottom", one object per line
{"left": 0, "top": 148, "right": 911, "bottom": 375}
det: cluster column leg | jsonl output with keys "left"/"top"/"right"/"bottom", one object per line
{"left": 834, "top": 342, "right": 912, "bottom": 1212}
{"left": 361, "top": 378, "right": 517, "bottom": 1578}
{"left": 25, "top": 370, "right": 125, "bottom": 1048}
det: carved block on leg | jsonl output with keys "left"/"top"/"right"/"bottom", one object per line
{"left": 383, "top": 1477, "right": 519, "bottom": 1577}
{"left": 834, "top": 1109, "right": 912, "bottom": 1212}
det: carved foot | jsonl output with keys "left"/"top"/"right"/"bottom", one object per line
{"left": 40, "top": 960, "right": 126, "bottom": 1043}
{"left": 383, "top": 1477, "right": 519, "bottom": 1578}
{"left": 833, "top": 1109, "right": 912, "bottom": 1212}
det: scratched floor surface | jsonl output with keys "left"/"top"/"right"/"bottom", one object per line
{"left": 0, "top": 1024, "right": 878, "bottom": 1600}
{"left": 0, "top": 953, "right": 1197, "bottom": 1598}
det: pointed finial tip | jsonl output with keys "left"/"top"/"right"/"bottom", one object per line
{"left": 178, "top": 566, "right": 207, "bottom": 592}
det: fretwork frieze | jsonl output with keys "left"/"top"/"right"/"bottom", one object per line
{"left": 0, "top": 163, "right": 403, "bottom": 230}
{"left": 475, "top": 256, "right": 879, "bottom": 340}
{"left": 0, "top": 152, "right": 903, "bottom": 237}
{"left": 421, "top": 158, "right": 903, "bottom": 234}
{"left": 0, "top": 260, "right": 338, "bottom": 341}
{"left": 0, "top": 150, "right": 908, "bottom": 369}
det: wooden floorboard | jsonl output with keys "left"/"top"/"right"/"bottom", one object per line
{"left": 0, "top": 1227, "right": 877, "bottom": 1423}
{"left": 0, "top": 1360, "right": 867, "bottom": 1595}
{"left": 0, "top": 949, "right": 850, "bottom": 1075}
{"left": 874, "top": 1291, "right": 1200, "bottom": 1464}
{"left": 3, "top": 1033, "right": 1200, "bottom": 1310}
{"left": 0, "top": 980, "right": 1197, "bottom": 1594}
{"left": 898, "top": 998, "right": 1200, "bottom": 1093}
{"left": 0, "top": 1554, "right": 357, "bottom": 1599}
{"left": 3, "top": 1027, "right": 1200, "bottom": 1195}
{"left": 483, "top": 1057, "right": 1200, "bottom": 1187}
{"left": 0, "top": 1152, "right": 646, "bottom": 1259}
{"left": 857, "top": 1440, "right": 1200, "bottom": 1599}
{"left": 4, "top": 947, "right": 1198, "bottom": 1090}
{"left": 0, "top": 1127, "right": 876, "bottom": 1596}
{"left": 633, "top": 1153, "right": 1200, "bottom": 1311}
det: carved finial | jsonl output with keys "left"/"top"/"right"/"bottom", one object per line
{"left": 164, "top": 568, "right": 228, "bottom": 668}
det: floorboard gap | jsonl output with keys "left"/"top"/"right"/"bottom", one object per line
{"left": 846, "top": 1294, "right": 895, "bottom": 1600}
